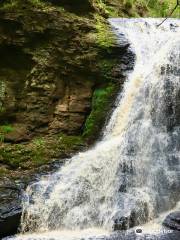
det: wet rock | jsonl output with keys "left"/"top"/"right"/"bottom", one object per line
{"left": 158, "top": 231, "right": 180, "bottom": 240}
{"left": 0, "top": 206, "right": 22, "bottom": 238}
{"left": 0, "top": 179, "right": 23, "bottom": 238}
{"left": 99, "top": 230, "right": 180, "bottom": 240}
{"left": 163, "top": 211, "right": 180, "bottom": 231}
{"left": 113, "top": 201, "right": 149, "bottom": 231}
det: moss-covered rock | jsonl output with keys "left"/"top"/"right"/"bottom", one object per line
{"left": 0, "top": 134, "right": 87, "bottom": 174}
{"left": 83, "top": 83, "right": 118, "bottom": 140}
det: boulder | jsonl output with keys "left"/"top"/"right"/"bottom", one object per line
{"left": 0, "top": 206, "right": 22, "bottom": 238}
{"left": 113, "top": 201, "right": 149, "bottom": 231}
{"left": 163, "top": 211, "right": 180, "bottom": 231}
{"left": 0, "top": 179, "right": 22, "bottom": 238}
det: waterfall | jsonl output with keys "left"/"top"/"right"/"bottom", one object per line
{"left": 7, "top": 18, "right": 180, "bottom": 239}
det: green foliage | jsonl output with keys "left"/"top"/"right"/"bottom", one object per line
{"left": 0, "top": 0, "right": 19, "bottom": 10}
{"left": 0, "top": 124, "right": 14, "bottom": 133}
{"left": 146, "top": 0, "right": 179, "bottom": 17}
{"left": 121, "top": 0, "right": 179, "bottom": 17}
{"left": 95, "top": 14, "right": 117, "bottom": 49}
{"left": 83, "top": 83, "right": 117, "bottom": 139}
{"left": 94, "top": 0, "right": 179, "bottom": 17}
{"left": 0, "top": 124, "right": 14, "bottom": 142}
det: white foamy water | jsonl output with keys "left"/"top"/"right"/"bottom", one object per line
{"left": 138, "top": 201, "right": 180, "bottom": 234}
{"left": 6, "top": 228, "right": 109, "bottom": 240}
{"left": 6, "top": 18, "right": 180, "bottom": 240}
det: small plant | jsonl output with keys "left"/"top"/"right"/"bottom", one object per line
{"left": 1, "top": 124, "right": 14, "bottom": 133}
{"left": 0, "top": 124, "right": 14, "bottom": 142}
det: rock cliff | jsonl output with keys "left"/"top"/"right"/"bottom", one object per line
{"left": 0, "top": 0, "right": 134, "bottom": 173}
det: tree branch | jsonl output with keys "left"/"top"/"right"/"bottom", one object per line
{"left": 157, "top": 0, "right": 179, "bottom": 27}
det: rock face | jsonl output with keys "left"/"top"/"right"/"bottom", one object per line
{"left": 0, "top": 6, "right": 93, "bottom": 136}
{"left": 0, "top": 0, "right": 129, "bottom": 141}
{"left": 0, "top": 179, "right": 22, "bottom": 238}
{"left": 163, "top": 211, "right": 180, "bottom": 231}
{"left": 0, "top": 0, "right": 135, "bottom": 175}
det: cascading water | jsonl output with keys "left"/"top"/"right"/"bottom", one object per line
{"left": 6, "top": 18, "right": 180, "bottom": 239}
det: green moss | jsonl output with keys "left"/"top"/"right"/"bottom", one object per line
{"left": 95, "top": 14, "right": 117, "bottom": 49}
{"left": 0, "top": 147, "right": 18, "bottom": 168}
{"left": 58, "top": 134, "right": 84, "bottom": 151}
{"left": 0, "top": 134, "right": 86, "bottom": 169}
{"left": 99, "top": 59, "right": 118, "bottom": 82}
{"left": 0, "top": 140, "right": 40, "bottom": 168}
{"left": 83, "top": 83, "right": 117, "bottom": 139}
